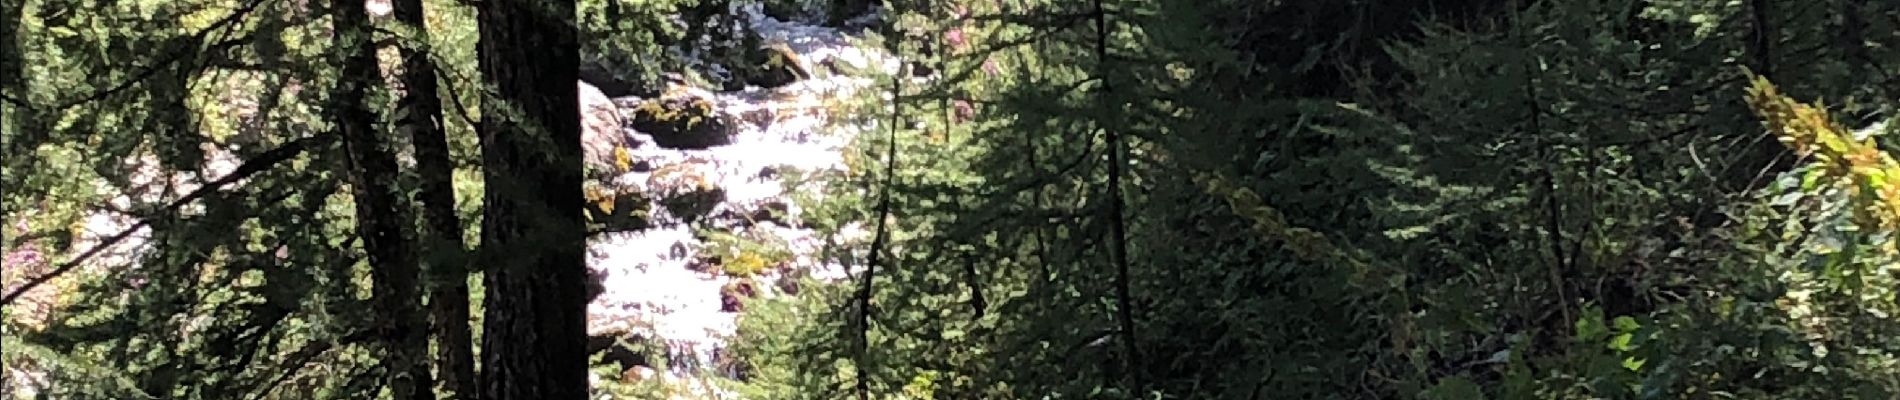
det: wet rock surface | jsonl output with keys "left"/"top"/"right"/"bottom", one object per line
{"left": 582, "top": 81, "right": 635, "bottom": 178}
{"left": 743, "top": 42, "right": 811, "bottom": 89}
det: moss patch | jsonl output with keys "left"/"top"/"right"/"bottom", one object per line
{"left": 696, "top": 230, "right": 794, "bottom": 277}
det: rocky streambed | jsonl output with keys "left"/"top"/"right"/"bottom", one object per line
{"left": 576, "top": 4, "right": 898, "bottom": 395}
{"left": 0, "top": 3, "right": 900, "bottom": 399}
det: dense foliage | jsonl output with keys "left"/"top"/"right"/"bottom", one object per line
{"left": 5, "top": 0, "right": 1900, "bottom": 399}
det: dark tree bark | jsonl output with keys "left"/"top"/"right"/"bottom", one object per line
{"left": 475, "top": 0, "right": 587, "bottom": 398}
{"left": 1093, "top": 0, "right": 1140, "bottom": 393}
{"left": 332, "top": 0, "right": 434, "bottom": 398}
{"left": 388, "top": 0, "right": 479, "bottom": 396}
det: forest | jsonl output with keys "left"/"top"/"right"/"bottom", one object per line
{"left": 3, "top": 0, "right": 1900, "bottom": 398}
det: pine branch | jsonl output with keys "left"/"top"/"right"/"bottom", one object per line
{"left": 0, "top": 134, "right": 329, "bottom": 307}
{"left": 246, "top": 329, "right": 375, "bottom": 400}
{"left": 50, "top": 0, "right": 274, "bottom": 111}
{"left": 905, "top": 131, "right": 1098, "bottom": 202}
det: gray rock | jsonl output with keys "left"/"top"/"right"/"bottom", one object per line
{"left": 581, "top": 81, "right": 634, "bottom": 178}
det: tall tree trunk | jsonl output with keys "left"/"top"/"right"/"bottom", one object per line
{"left": 332, "top": 0, "right": 434, "bottom": 399}
{"left": 1093, "top": 0, "right": 1141, "bottom": 394}
{"left": 388, "top": 0, "right": 479, "bottom": 396}
{"left": 475, "top": 0, "right": 587, "bottom": 398}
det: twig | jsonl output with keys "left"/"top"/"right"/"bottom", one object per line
{"left": 1057, "top": 329, "right": 1117, "bottom": 364}
{"left": 427, "top": 58, "right": 485, "bottom": 133}
{"left": 0, "top": 92, "right": 27, "bottom": 108}
{"left": 1511, "top": 0, "right": 1574, "bottom": 340}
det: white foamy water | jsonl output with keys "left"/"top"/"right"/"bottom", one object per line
{"left": 582, "top": 7, "right": 894, "bottom": 395}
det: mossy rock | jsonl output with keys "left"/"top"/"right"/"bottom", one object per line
{"left": 586, "top": 187, "right": 651, "bottom": 234}
{"left": 696, "top": 229, "right": 794, "bottom": 278}
{"left": 640, "top": 158, "right": 728, "bottom": 225}
{"left": 625, "top": 94, "right": 736, "bottom": 150}
{"left": 721, "top": 251, "right": 773, "bottom": 277}
{"left": 581, "top": 81, "right": 634, "bottom": 179}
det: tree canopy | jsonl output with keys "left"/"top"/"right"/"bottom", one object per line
{"left": 4, "top": 0, "right": 1900, "bottom": 399}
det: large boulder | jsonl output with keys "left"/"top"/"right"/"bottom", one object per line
{"left": 622, "top": 88, "right": 737, "bottom": 150}
{"left": 643, "top": 157, "right": 728, "bottom": 225}
{"left": 581, "top": 81, "right": 635, "bottom": 178}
